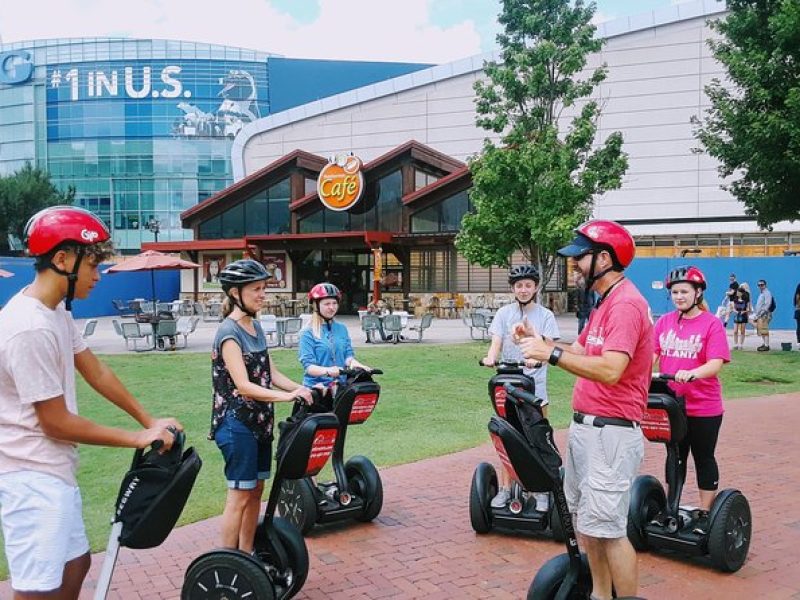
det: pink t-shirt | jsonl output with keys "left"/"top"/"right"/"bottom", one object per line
{"left": 654, "top": 310, "right": 730, "bottom": 417}
{"left": 574, "top": 279, "right": 654, "bottom": 423}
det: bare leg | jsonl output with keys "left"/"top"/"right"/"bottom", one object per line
{"left": 239, "top": 482, "right": 265, "bottom": 552}
{"left": 580, "top": 534, "right": 612, "bottom": 600}
{"left": 699, "top": 489, "right": 717, "bottom": 511}
{"left": 14, "top": 552, "right": 90, "bottom": 600}
{"left": 580, "top": 534, "right": 638, "bottom": 600}
{"left": 220, "top": 488, "right": 252, "bottom": 549}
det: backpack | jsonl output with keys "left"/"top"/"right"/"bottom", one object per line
{"left": 769, "top": 296, "right": 776, "bottom": 313}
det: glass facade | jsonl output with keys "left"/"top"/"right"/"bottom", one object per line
{"left": 0, "top": 38, "right": 428, "bottom": 251}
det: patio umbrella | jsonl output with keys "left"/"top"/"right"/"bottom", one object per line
{"left": 105, "top": 250, "right": 200, "bottom": 314}
{"left": 0, "top": 268, "right": 13, "bottom": 278}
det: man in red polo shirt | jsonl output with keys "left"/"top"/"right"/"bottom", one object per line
{"left": 517, "top": 219, "right": 652, "bottom": 600}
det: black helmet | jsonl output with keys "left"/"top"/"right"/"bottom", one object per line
{"left": 508, "top": 265, "right": 540, "bottom": 285}
{"left": 219, "top": 259, "right": 269, "bottom": 293}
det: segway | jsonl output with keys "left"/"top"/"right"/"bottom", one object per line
{"left": 469, "top": 361, "right": 563, "bottom": 541}
{"left": 94, "top": 429, "right": 202, "bottom": 599}
{"left": 277, "top": 368, "right": 384, "bottom": 534}
{"left": 182, "top": 393, "right": 339, "bottom": 599}
{"left": 627, "top": 373, "right": 751, "bottom": 572}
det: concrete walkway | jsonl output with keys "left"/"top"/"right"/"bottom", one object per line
{"left": 2, "top": 392, "right": 797, "bottom": 599}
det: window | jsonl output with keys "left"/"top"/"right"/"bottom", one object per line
{"left": 375, "top": 170, "right": 402, "bottom": 231}
{"left": 409, "top": 248, "right": 451, "bottom": 292}
{"left": 221, "top": 202, "right": 245, "bottom": 238}
{"left": 414, "top": 169, "right": 440, "bottom": 190}
{"left": 198, "top": 214, "right": 222, "bottom": 239}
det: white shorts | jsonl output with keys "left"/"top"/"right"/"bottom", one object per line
{"left": 564, "top": 421, "right": 643, "bottom": 538}
{"left": 0, "top": 471, "right": 90, "bottom": 592}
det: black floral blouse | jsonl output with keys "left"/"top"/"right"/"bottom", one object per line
{"left": 209, "top": 318, "right": 274, "bottom": 442}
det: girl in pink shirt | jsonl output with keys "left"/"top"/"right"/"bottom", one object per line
{"left": 653, "top": 266, "right": 731, "bottom": 533}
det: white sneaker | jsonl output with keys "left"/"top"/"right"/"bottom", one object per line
{"left": 490, "top": 488, "right": 511, "bottom": 508}
{"left": 534, "top": 492, "right": 549, "bottom": 512}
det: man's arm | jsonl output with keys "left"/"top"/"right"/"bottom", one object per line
{"left": 34, "top": 395, "right": 176, "bottom": 449}
{"left": 74, "top": 348, "right": 180, "bottom": 431}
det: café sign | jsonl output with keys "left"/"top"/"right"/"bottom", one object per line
{"left": 317, "top": 153, "right": 364, "bottom": 211}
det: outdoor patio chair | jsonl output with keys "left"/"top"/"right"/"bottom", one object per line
{"left": 81, "top": 319, "right": 98, "bottom": 339}
{"left": 121, "top": 322, "right": 152, "bottom": 352}
{"left": 204, "top": 302, "right": 223, "bottom": 322}
{"left": 154, "top": 319, "right": 178, "bottom": 351}
{"left": 193, "top": 302, "right": 205, "bottom": 317}
{"left": 382, "top": 314, "right": 404, "bottom": 344}
{"left": 280, "top": 317, "right": 303, "bottom": 348}
{"left": 406, "top": 313, "right": 434, "bottom": 343}
{"left": 259, "top": 314, "right": 279, "bottom": 347}
{"left": 469, "top": 312, "right": 490, "bottom": 341}
{"left": 176, "top": 316, "right": 200, "bottom": 348}
{"left": 111, "top": 299, "right": 134, "bottom": 318}
{"left": 361, "top": 314, "right": 383, "bottom": 343}
{"left": 112, "top": 319, "right": 124, "bottom": 337}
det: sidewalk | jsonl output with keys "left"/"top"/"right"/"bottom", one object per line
{"left": 2, "top": 392, "right": 797, "bottom": 599}
{"left": 77, "top": 313, "right": 800, "bottom": 355}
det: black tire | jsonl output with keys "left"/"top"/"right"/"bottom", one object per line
{"left": 182, "top": 550, "right": 275, "bottom": 600}
{"left": 708, "top": 492, "right": 751, "bottom": 572}
{"left": 253, "top": 517, "right": 309, "bottom": 599}
{"left": 548, "top": 497, "right": 565, "bottom": 543}
{"left": 345, "top": 455, "right": 383, "bottom": 522}
{"left": 527, "top": 552, "right": 592, "bottom": 600}
{"left": 469, "top": 463, "right": 497, "bottom": 534}
{"left": 277, "top": 477, "right": 318, "bottom": 535}
{"left": 627, "top": 475, "right": 666, "bottom": 551}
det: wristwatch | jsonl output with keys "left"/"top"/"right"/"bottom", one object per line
{"left": 548, "top": 346, "right": 564, "bottom": 366}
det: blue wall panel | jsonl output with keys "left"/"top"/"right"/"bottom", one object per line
{"left": 0, "top": 257, "right": 180, "bottom": 319}
{"left": 267, "top": 57, "right": 432, "bottom": 114}
{"left": 626, "top": 256, "right": 800, "bottom": 330}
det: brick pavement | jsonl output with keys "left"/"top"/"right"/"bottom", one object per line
{"left": 2, "top": 392, "right": 799, "bottom": 600}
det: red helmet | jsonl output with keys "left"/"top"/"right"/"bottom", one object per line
{"left": 308, "top": 282, "right": 342, "bottom": 302}
{"left": 558, "top": 219, "right": 635, "bottom": 269}
{"left": 665, "top": 266, "right": 707, "bottom": 290}
{"left": 24, "top": 206, "right": 111, "bottom": 256}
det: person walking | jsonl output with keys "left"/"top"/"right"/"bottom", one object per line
{"left": 482, "top": 264, "right": 560, "bottom": 513}
{"left": 209, "top": 259, "right": 313, "bottom": 554}
{"left": 653, "top": 266, "right": 730, "bottom": 533}
{"left": 753, "top": 279, "right": 773, "bottom": 351}
{"left": 517, "top": 220, "right": 652, "bottom": 600}
{"left": 0, "top": 206, "right": 182, "bottom": 600}
{"left": 724, "top": 273, "right": 739, "bottom": 328}
{"left": 731, "top": 285, "right": 752, "bottom": 350}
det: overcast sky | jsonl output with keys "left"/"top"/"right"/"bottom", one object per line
{"left": 2, "top": 0, "right": 700, "bottom": 63}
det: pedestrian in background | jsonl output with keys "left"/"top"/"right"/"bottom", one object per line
{"left": 793, "top": 282, "right": 800, "bottom": 349}
{"left": 753, "top": 280, "right": 773, "bottom": 352}
{"left": 574, "top": 273, "right": 594, "bottom": 335}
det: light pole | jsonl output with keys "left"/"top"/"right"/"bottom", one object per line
{"left": 145, "top": 217, "right": 161, "bottom": 244}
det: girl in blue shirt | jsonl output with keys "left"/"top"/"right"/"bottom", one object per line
{"left": 298, "top": 283, "right": 370, "bottom": 389}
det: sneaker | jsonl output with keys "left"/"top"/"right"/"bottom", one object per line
{"left": 534, "top": 492, "right": 550, "bottom": 513}
{"left": 692, "top": 511, "right": 710, "bottom": 535}
{"left": 757, "top": 345, "right": 769, "bottom": 352}
{"left": 490, "top": 488, "right": 511, "bottom": 508}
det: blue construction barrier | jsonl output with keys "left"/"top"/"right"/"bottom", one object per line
{"left": 0, "top": 256, "right": 180, "bottom": 319}
{"left": 626, "top": 256, "right": 800, "bottom": 330}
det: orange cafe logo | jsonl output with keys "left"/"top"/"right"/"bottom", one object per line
{"left": 317, "top": 153, "right": 364, "bottom": 211}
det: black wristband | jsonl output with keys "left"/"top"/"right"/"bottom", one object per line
{"left": 548, "top": 346, "right": 563, "bottom": 366}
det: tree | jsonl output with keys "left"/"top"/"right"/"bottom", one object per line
{"left": 693, "top": 0, "right": 800, "bottom": 228}
{"left": 456, "top": 0, "right": 627, "bottom": 285}
{"left": 0, "top": 163, "right": 75, "bottom": 253}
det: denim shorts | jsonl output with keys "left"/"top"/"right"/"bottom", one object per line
{"left": 215, "top": 415, "right": 272, "bottom": 490}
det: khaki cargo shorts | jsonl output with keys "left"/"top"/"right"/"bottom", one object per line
{"left": 564, "top": 420, "right": 644, "bottom": 538}
{"left": 756, "top": 313, "right": 771, "bottom": 335}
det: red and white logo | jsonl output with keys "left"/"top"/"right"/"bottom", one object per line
{"left": 641, "top": 408, "right": 672, "bottom": 443}
{"left": 493, "top": 386, "right": 507, "bottom": 417}
{"left": 306, "top": 428, "right": 338, "bottom": 476}
{"left": 490, "top": 432, "right": 519, "bottom": 482}
{"left": 81, "top": 229, "right": 100, "bottom": 242}
{"left": 349, "top": 392, "right": 378, "bottom": 424}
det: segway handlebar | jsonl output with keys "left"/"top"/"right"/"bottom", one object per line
{"left": 339, "top": 367, "right": 383, "bottom": 377}
{"left": 478, "top": 359, "right": 525, "bottom": 368}
{"left": 652, "top": 372, "right": 695, "bottom": 382}
{"left": 503, "top": 382, "right": 546, "bottom": 408}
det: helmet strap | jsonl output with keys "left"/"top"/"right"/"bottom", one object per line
{"left": 678, "top": 289, "right": 702, "bottom": 321}
{"left": 231, "top": 285, "right": 257, "bottom": 318}
{"left": 47, "top": 247, "right": 85, "bottom": 312}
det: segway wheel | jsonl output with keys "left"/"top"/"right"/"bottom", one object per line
{"left": 527, "top": 552, "right": 592, "bottom": 600}
{"left": 254, "top": 517, "right": 309, "bottom": 598}
{"left": 627, "top": 475, "right": 666, "bottom": 551}
{"left": 708, "top": 492, "right": 751, "bottom": 572}
{"left": 277, "top": 477, "right": 318, "bottom": 535}
{"left": 182, "top": 550, "right": 275, "bottom": 600}
{"left": 469, "top": 462, "right": 497, "bottom": 534}
{"left": 345, "top": 455, "right": 383, "bottom": 522}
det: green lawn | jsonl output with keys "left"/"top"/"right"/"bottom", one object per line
{"left": 2, "top": 344, "right": 800, "bottom": 579}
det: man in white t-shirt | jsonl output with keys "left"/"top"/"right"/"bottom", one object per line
{"left": 0, "top": 206, "right": 182, "bottom": 600}
{"left": 482, "top": 264, "right": 560, "bottom": 511}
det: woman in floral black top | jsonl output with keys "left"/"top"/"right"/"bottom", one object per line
{"left": 211, "top": 259, "right": 312, "bottom": 553}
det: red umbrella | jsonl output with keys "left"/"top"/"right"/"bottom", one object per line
{"left": 0, "top": 268, "right": 13, "bottom": 278}
{"left": 105, "top": 250, "right": 200, "bottom": 314}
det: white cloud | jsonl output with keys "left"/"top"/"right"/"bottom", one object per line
{"left": 0, "top": 0, "right": 483, "bottom": 63}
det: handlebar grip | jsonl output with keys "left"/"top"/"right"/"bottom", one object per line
{"left": 369, "top": 369, "right": 383, "bottom": 375}
{"left": 653, "top": 372, "right": 676, "bottom": 381}
{"left": 151, "top": 439, "right": 164, "bottom": 451}
{"left": 502, "top": 382, "right": 543, "bottom": 407}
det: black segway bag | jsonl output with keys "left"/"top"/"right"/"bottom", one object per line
{"left": 113, "top": 431, "right": 202, "bottom": 549}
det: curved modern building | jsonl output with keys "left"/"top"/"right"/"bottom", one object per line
{"left": 0, "top": 38, "right": 429, "bottom": 250}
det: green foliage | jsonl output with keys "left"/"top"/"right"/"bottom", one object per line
{"left": 457, "top": 0, "right": 628, "bottom": 281}
{"left": 0, "top": 163, "right": 74, "bottom": 252}
{"left": 693, "top": 0, "right": 800, "bottom": 228}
